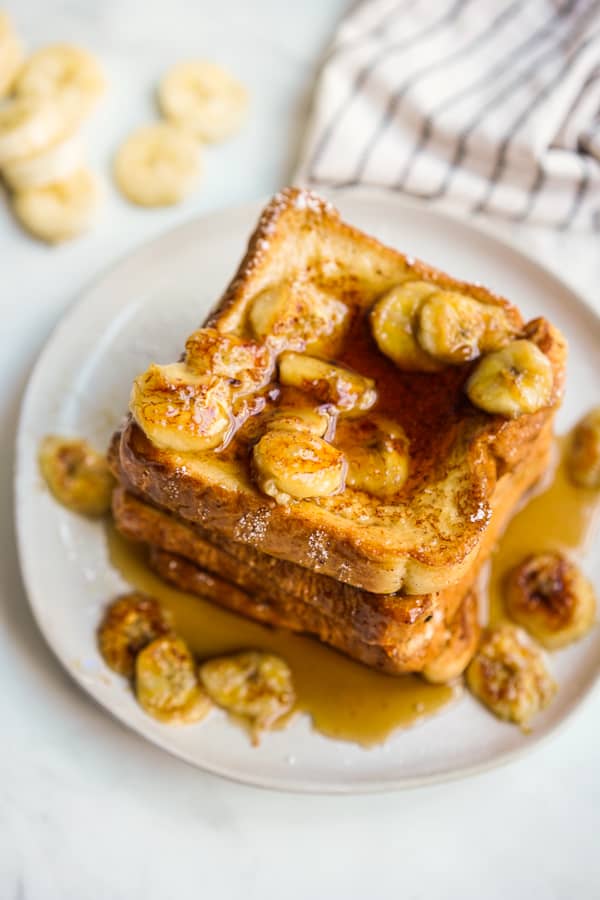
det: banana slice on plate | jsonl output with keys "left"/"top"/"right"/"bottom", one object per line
{"left": 14, "top": 43, "right": 105, "bottom": 126}
{"left": 136, "top": 635, "right": 212, "bottom": 725}
{"left": 39, "top": 434, "right": 114, "bottom": 516}
{"left": 98, "top": 593, "right": 172, "bottom": 678}
{"left": 370, "top": 281, "right": 443, "bottom": 372}
{"left": 158, "top": 60, "right": 249, "bottom": 143}
{"left": 0, "top": 12, "right": 24, "bottom": 99}
{"left": 335, "top": 415, "right": 410, "bottom": 498}
{"left": 2, "top": 131, "right": 83, "bottom": 190}
{"left": 0, "top": 96, "right": 70, "bottom": 166}
{"left": 466, "top": 339, "right": 553, "bottom": 417}
{"left": 417, "top": 293, "right": 514, "bottom": 364}
{"left": 253, "top": 429, "right": 346, "bottom": 503}
{"left": 131, "top": 362, "right": 233, "bottom": 453}
{"left": 278, "top": 352, "right": 377, "bottom": 416}
{"left": 505, "top": 552, "right": 596, "bottom": 650}
{"left": 567, "top": 407, "right": 600, "bottom": 489}
{"left": 114, "top": 123, "right": 201, "bottom": 207}
{"left": 13, "top": 167, "right": 101, "bottom": 243}
{"left": 184, "top": 327, "right": 274, "bottom": 394}
{"left": 267, "top": 406, "right": 330, "bottom": 438}
{"left": 200, "top": 651, "right": 295, "bottom": 744}
{"left": 466, "top": 624, "right": 556, "bottom": 726}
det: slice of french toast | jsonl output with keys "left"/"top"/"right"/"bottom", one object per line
{"left": 115, "top": 188, "right": 566, "bottom": 595}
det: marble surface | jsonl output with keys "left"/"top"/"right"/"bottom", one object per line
{"left": 2, "top": 2, "right": 600, "bottom": 898}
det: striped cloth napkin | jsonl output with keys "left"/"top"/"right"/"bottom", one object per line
{"left": 296, "top": 0, "right": 600, "bottom": 230}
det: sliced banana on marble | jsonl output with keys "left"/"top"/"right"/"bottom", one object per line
{"left": 505, "top": 552, "right": 596, "bottom": 650}
{"left": 335, "top": 415, "right": 409, "bottom": 498}
{"left": 184, "top": 327, "right": 274, "bottom": 394}
{"left": 466, "top": 624, "right": 556, "bottom": 726}
{"left": 130, "top": 362, "right": 233, "bottom": 453}
{"left": 0, "top": 96, "right": 69, "bottom": 166}
{"left": 0, "top": 12, "right": 24, "bottom": 99}
{"left": 466, "top": 339, "right": 553, "bottom": 417}
{"left": 567, "top": 407, "right": 600, "bottom": 489}
{"left": 278, "top": 352, "right": 377, "bottom": 417}
{"left": 253, "top": 429, "right": 346, "bottom": 503}
{"left": 136, "top": 635, "right": 212, "bottom": 725}
{"left": 98, "top": 592, "right": 172, "bottom": 678}
{"left": 39, "top": 434, "right": 114, "bottom": 516}
{"left": 2, "top": 131, "right": 83, "bottom": 190}
{"left": 417, "top": 293, "right": 514, "bottom": 364}
{"left": 14, "top": 43, "right": 105, "bottom": 127}
{"left": 13, "top": 167, "right": 101, "bottom": 243}
{"left": 370, "top": 281, "right": 442, "bottom": 372}
{"left": 158, "top": 60, "right": 249, "bottom": 143}
{"left": 200, "top": 651, "right": 295, "bottom": 743}
{"left": 114, "top": 122, "right": 201, "bottom": 207}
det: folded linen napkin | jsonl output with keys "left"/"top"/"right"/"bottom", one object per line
{"left": 296, "top": 0, "right": 600, "bottom": 230}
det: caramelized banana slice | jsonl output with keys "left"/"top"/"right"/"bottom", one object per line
{"left": 335, "top": 415, "right": 409, "bottom": 498}
{"left": 417, "top": 293, "right": 514, "bottom": 364}
{"left": 136, "top": 636, "right": 212, "bottom": 724}
{"left": 253, "top": 429, "right": 346, "bottom": 503}
{"left": 184, "top": 327, "right": 274, "bottom": 394}
{"left": 130, "top": 362, "right": 233, "bottom": 452}
{"left": 370, "top": 281, "right": 443, "bottom": 372}
{"left": 567, "top": 407, "right": 600, "bottom": 489}
{"left": 278, "top": 352, "right": 377, "bottom": 416}
{"left": 505, "top": 553, "right": 596, "bottom": 650}
{"left": 422, "top": 591, "right": 480, "bottom": 683}
{"left": 466, "top": 624, "right": 556, "bottom": 726}
{"left": 267, "top": 406, "right": 329, "bottom": 438}
{"left": 249, "top": 281, "right": 348, "bottom": 355}
{"left": 98, "top": 592, "right": 172, "bottom": 678}
{"left": 466, "top": 340, "right": 553, "bottom": 418}
{"left": 39, "top": 435, "right": 114, "bottom": 517}
{"left": 200, "top": 651, "right": 295, "bottom": 743}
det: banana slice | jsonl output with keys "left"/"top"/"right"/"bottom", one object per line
{"left": 267, "top": 406, "right": 330, "bottom": 438}
{"left": 567, "top": 407, "right": 600, "bottom": 489}
{"left": 2, "top": 131, "right": 83, "bottom": 190}
{"left": 335, "top": 415, "right": 409, "bottom": 498}
{"left": 136, "top": 635, "right": 212, "bottom": 725}
{"left": 466, "top": 624, "right": 556, "bottom": 726}
{"left": 39, "top": 435, "right": 114, "bottom": 517}
{"left": 253, "top": 429, "right": 346, "bottom": 503}
{"left": 184, "top": 327, "right": 274, "bottom": 394}
{"left": 417, "top": 293, "right": 514, "bottom": 364}
{"left": 15, "top": 43, "right": 105, "bottom": 126}
{"left": 131, "top": 362, "right": 233, "bottom": 453}
{"left": 505, "top": 553, "right": 596, "bottom": 650}
{"left": 0, "top": 96, "right": 69, "bottom": 165}
{"left": 249, "top": 281, "right": 349, "bottom": 355}
{"left": 370, "top": 281, "right": 443, "bottom": 372}
{"left": 200, "top": 651, "right": 295, "bottom": 744}
{"left": 13, "top": 168, "right": 101, "bottom": 243}
{"left": 114, "top": 123, "right": 200, "bottom": 208}
{"left": 278, "top": 352, "right": 377, "bottom": 416}
{"left": 0, "top": 13, "right": 24, "bottom": 99}
{"left": 422, "top": 591, "right": 480, "bottom": 684}
{"left": 158, "top": 60, "right": 249, "bottom": 143}
{"left": 466, "top": 339, "right": 553, "bottom": 417}
{"left": 98, "top": 593, "right": 172, "bottom": 678}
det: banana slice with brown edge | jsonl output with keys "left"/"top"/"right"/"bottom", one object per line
{"left": 417, "top": 293, "right": 514, "bottom": 364}
{"left": 98, "top": 593, "right": 172, "bottom": 678}
{"left": 334, "top": 415, "right": 409, "bottom": 498}
{"left": 136, "top": 635, "right": 212, "bottom": 724}
{"left": 466, "top": 339, "right": 553, "bottom": 418}
{"left": 39, "top": 435, "right": 114, "bottom": 517}
{"left": 184, "top": 327, "right": 274, "bottom": 395}
{"left": 278, "top": 352, "right": 377, "bottom": 417}
{"left": 253, "top": 429, "right": 346, "bottom": 504}
{"left": 466, "top": 624, "right": 556, "bottom": 726}
{"left": 200, "top": 651, "right": 295, "bottom": 744}
{"left": 370, "top": 281, "right": 443, "bottom": 372}
{"left": 567, "top": 407, "right": 600, "bottom": 489}
{"left": 505, "top": 552, "right": 596, "bottom": 650}
{"left": 130, "top": 362, "right": 233, "bottom": 452}
{"left": 422, "top": 590, "right": 480, "bottom": 683}
{"left": 248, "top": 280, "right": 349, "bottom": 355}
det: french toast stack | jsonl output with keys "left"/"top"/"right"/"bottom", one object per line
{"left": 109, "top": 188, "right": 566, "bottom": 682}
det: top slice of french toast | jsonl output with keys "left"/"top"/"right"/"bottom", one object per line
{"left": 116, "top": 187, "right": 567, "bottom": 595}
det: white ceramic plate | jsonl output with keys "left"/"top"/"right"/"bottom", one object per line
{"left": 15, "top": 191, "right": 600, "bottom": 793}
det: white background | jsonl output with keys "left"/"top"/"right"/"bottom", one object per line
{"left": 2, "top": 1, "right": 600, "bottom": 897}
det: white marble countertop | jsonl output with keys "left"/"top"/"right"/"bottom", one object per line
{"left": 2, "top": 2, "right": 600, "bottom": 898}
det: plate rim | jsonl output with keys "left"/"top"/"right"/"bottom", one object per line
{"left": 14, "top": 189, "right": 600, "bottom": 794}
